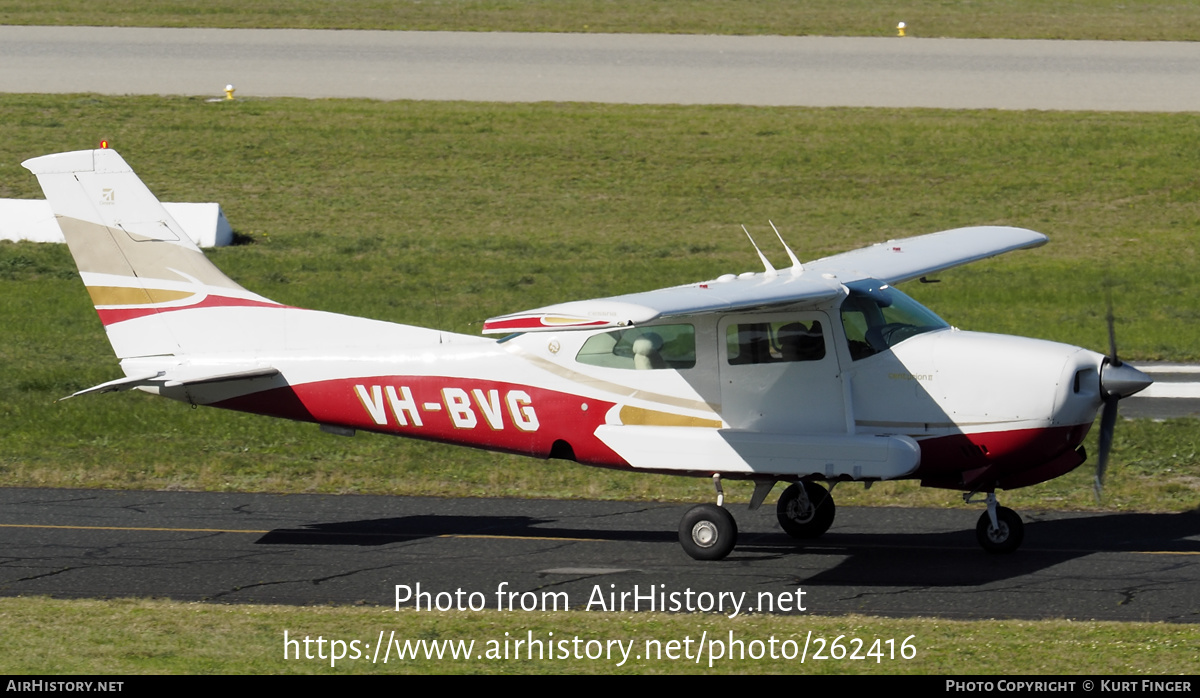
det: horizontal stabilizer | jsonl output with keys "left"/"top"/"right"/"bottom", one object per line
{"left": 62, "top": 366, "right": 281, "bottom": 401}
{"left": 60, "top": 371, "right": 166, "bottom": 400}
{"left": 161, "top": 367, "right": 281, "bottom": 388}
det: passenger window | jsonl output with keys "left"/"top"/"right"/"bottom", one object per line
{"left": 726, "top": 320, "right": 825, "bottom": 365}
{"left": 575, "top": 324, "right": 696, "bottom": 370}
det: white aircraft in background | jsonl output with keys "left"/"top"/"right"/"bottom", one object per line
{"left": 24, "top": 147, "right": 1152, "bottom": 560}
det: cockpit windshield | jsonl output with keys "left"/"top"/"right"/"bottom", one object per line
{"left": 840, "top": 280, "right": 949, "bottom": 360}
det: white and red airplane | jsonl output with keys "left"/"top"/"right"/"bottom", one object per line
{"left": 24, "top": 147, "right": 1152, "bottom": 560}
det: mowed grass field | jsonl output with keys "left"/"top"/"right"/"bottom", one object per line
{"left": 2, "top": 597, "right": 1197, "bottom": 675}
{"left": 2, "top": 0, "right": 1199, "bottom": 40}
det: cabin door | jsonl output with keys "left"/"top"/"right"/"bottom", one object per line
{"left": 717, "top": 311, "right": 846, "bottom": 433}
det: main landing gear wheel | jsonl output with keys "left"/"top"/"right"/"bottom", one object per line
{"left": 975, "top": 506, "right": 1024, "bottom": 554}
{"left": 776, "top": 481, "right": 836, "bottom": 539}
{"left": 679, "top": 503, "right": 738, "bottom": 561}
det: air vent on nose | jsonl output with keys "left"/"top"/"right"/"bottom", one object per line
{"left": 1073, "top": 368, "right": 1097, "bottom": 395}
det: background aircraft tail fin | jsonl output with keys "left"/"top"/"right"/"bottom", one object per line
{"left": 22, "top": 149, "right": 285, "bottom": 359}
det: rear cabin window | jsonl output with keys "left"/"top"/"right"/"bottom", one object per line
{"left": 575, "top": 324, "right": 696, "bottom": 370}
{"left": 726, "top": 320, "right": 826, "bottom": 364}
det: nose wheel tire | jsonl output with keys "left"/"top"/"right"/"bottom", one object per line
{"left": 776, "top": 481, "right": 836, "bottom": 539}
{"left": 975, "top": 506, "right": 1024, "bottom": 554}
{"left": 679, "top": 503, "right": 738, "bottom": 560}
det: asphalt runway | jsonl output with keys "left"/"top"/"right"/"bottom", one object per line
{"left": 1, "top": 488, "right": 1196, "bottom": 621}
{"left": 3, "top": 26, "right": 1200, "bottom": 110}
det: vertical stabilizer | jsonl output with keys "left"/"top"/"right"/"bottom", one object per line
{"left": 22, "top": 149, "right": 283, "bottom": 359}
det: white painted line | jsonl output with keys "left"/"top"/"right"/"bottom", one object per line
{"left": 1131, "top": 364, "right": 1200, "bottom": 374}
{"left": 1137, "top": 383, "right": 1200, "bottom": 399}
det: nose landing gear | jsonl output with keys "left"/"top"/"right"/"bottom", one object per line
{"left": 971, "top": 492, "right": 1025, "bottom": 554}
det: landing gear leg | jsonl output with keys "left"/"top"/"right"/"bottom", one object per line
{"left": 678, "top": 474, "right": 738, "bottom": 561}
{"left": 974, "top": 492, "right": 1024, "bottom": 554}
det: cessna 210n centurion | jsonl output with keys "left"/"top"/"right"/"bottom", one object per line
{"left": 25, "top": 147, "right": 1152, "bottom": 560}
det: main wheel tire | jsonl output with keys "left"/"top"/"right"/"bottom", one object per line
{"left": 975, "top": 506, "right": 1024, "bottom": 554}
{"left": 678, "top": 503, "right": 738, "bottom": 561}
{"left": 776, "top": 481, "right": 836, "bottom": 539}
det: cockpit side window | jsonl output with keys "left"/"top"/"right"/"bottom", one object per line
{"left": 575, "top": 324, "right": 696, "bottom": 370}
{"left": 726, "top": 320, "right": 826, "bottom": 365}
{"left": 840, "top": 281, "right": 949, "bottom": 360}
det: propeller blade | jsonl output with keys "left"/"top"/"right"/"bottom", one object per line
{"left": 1093, "top": 286, "right": 1151, "bottom": 502}
{"left": 1099, "top": 287, "right": 1120, "bottom": 502}
{"left": 1094, "top": 395, "right": 1119, "bottom": 501}
{"left": 1105, "top": 284, "right": 1120, "bottom": 366}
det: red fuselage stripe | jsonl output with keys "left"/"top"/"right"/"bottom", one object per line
{"left": 95, "top": 295, "right": 286, "bottom": 325}
{"left": 213, "top": 375, "right": 628, "bottom": 466}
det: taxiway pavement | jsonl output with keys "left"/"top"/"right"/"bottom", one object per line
{"left": 3, "top": 27, "right": 1200, "bottom": 110}
{"left": 1, "top": 488, "right": 1196, "bottom": 621}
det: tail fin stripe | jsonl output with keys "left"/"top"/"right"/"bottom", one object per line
{"left": 96, "top": 295, "right": 288, "bottom": 326}
{"left": 87, "top": 286, "right": 195, "bottom": 306}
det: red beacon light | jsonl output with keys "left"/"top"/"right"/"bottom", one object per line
{"left": 99, "top": 140, "right": 109, "bottom": 149}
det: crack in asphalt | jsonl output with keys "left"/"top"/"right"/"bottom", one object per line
{"left": 5, "top": 566, "right": 76, "bottom": 584}
{"left": 310, "top": 564, "right": 400, "bottom": 586}
{"left": 207, "top": 562, "right": 401, "bottom": 601}
{"left": 4, "top": 532, "right": 299, "bottom": 571}
{"left": 11, "top": 494, "right": 99, "bottom": 506}
{"left": 514, "top": 540, "right": 581, "bottom": 557}
{"left": 530, "top": 569, "right": 642, "bottom": 597}
{"left": 117, "top": 500, "right": 164, "bottom": 514}
{"left": 835, "top": 585, "right": 937, "bottom": 603}
{"left": 571, "top": 505, "right": 673, "bottom": 522}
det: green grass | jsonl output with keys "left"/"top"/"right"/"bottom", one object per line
{"left": 2, "top": 0, "right": 1199, "bottom": 40}
{"left": 0, "top": 94, "right": 1198, "bottom": 509}
{"left": 2, "top": 597, "right": 1196, "bottom": 674}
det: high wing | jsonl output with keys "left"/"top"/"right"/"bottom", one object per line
{"left": 481, "top": 273, "right": 846, "bottom": 334}
{"left": 803, "top": 225, "right": 1047, "bottom": 285}
{"left": 482, "top": 225, "right": 1046, "bottom": 334}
